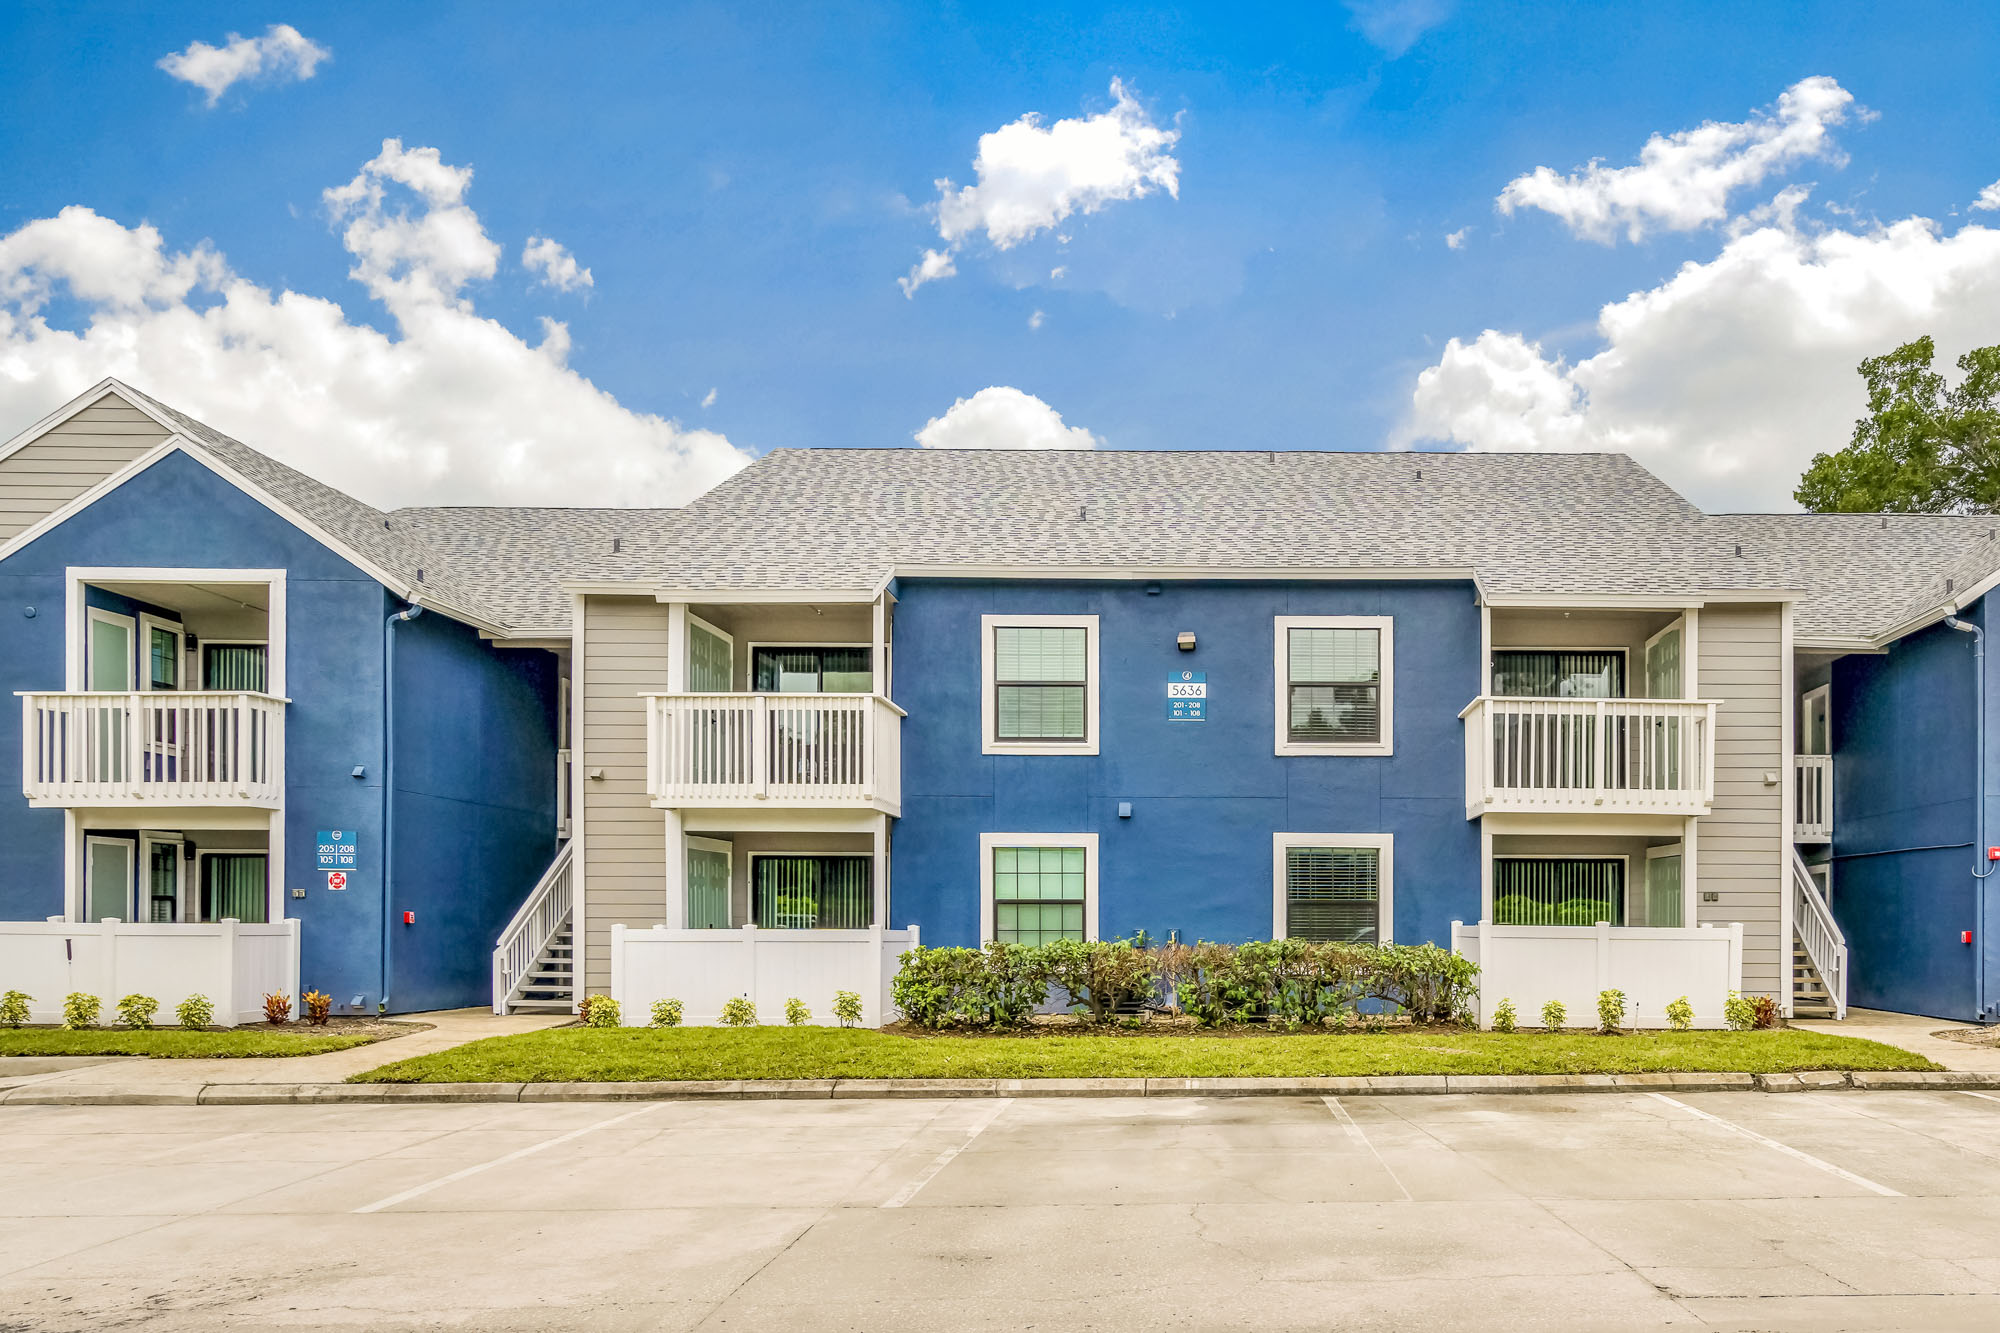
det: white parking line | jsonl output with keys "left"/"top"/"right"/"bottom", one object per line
{"left": 1323, "top": 1096, "right": 1412, "bottom": 1201}
{"left": 1648, "top": 1093, "right": 1902, "bottom": 1197}
{"left": 879, "top": 1099, "right": 1011, "bottom": 1209}
{"left": 352, "top": 1104, "right": 665, "bottom": 1214}
{"left": 1961, "top": 1091, "right": 2000, "bottom": 1105}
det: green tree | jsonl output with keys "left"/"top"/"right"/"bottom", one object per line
{"left": 1795, "top": 337, "right": 2000, "bottom": 513}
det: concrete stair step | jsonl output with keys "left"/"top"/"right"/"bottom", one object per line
{"left": 508, "top": 999, "right": 575, "bottom": 1012}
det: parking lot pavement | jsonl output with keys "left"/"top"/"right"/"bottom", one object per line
{"left": 4, "top": 1092, "right": 2000, "bottom": 1331}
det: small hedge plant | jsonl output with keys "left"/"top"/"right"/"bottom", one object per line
{"left": 115, "top": 994, "right": 159, "bottom": 1029}
{"left": 62, "top": 992, "right": 101, "bottom": 1030}
{"left": 784, "top": 997, "right": 811, "bottom": 1026}
{"left": 1490, "top": 997, "right": 1516, "bottom": 1033}
{"left": 1596, "top": 989, "right": 1627, "bottom": 1034}
{"left": 831, "top": 990, "right": 863, "bottom": 1027}
{"left": 177, "top": 994, "right": 215, "bottom": 1029}
{"left": 650, "top": 998, "right": 684, "bottom": 1028}
{"left": 1539, "top": 999, "right": 1566, "bottom": 1032}
{"left": 718, "top": 996, "right": 757, "bottom": 1027}
{"left": 1723, "top": 991, "right": 1756, "bottom": 1031}
{"left": 0, "top": 990, "right": 31, "bottom": 1029}
{"left": 1664, "top": 995, "right": 1694, "bottom": 1032}
{"left": 584, "top": 996, "right": 622, "bottom": 1028}
{"left": 303, "top": 990, "right": 333, "bottom": 1026}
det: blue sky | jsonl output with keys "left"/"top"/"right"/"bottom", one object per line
{"left": 2, "top": 1, "right": 1997, "bottom": 511}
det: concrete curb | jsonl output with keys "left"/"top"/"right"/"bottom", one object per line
{"left": 4, "top": 1069, "right": 1997, "bottom": 1106}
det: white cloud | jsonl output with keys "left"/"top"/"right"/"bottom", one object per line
{"left": 914, "top": 387, "right": 1100, "bottom": 450}
{"left": 0, "top": 144, "right": 750, "bottom": 510}
{"left": 1497, "top": 77, "right": 1855, "bottom": 243}
{"left": 1397, "top": 214, "right": 2000, "bottom": 510}
{"left": 1028, "top": 309, "right": 1045, "bottom": 330}
{"left": 521, "top": 236, "right": 593, "bottom": 292}
{"left": 157, "top": 24, "right": 328, "bottom": 106}
{"left": 1444, "top": 227, "right": 1469, "bottom": 250}
{"left": 1049, "top": 265, "right": 1067, "bottom": 280}
{"left": 701, "top": 387, "right": 717, "bottom": 408}
{"left": 1975, "top": 179, "right": 2000, "bottom": 212}
{"left": 898, "top": 247, "right": 957, "bottom": 298}
{"left": 1343, "top": 1, "right": 1454, "bottom": 57}
{"left": 901, "top": 80, "right": 1179, "bottom": 294}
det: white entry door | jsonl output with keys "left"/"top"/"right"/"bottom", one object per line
{"left": 84, "top": 836, "right": 135, "bottom": 922}
{"left": 686, "top": 838, "right": 733, "bottom": 929}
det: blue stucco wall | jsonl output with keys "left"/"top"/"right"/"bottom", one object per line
{"left": 0, "top": 448, "right": 558, "bottom": 1014}
{"left": 1828, "top": 609, "right": 1987, "bottom": 1020}
{"left": 387, "top": 609, "right": 559, "bottom": 1012}
{"left": 888, "top": 579, "right": 1482, "bottom": 949}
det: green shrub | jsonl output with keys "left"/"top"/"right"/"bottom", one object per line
{"left": 1596, "top": 989, "right": 1627, "bottom": 1034}
{"left": 116, "top": 994, "right": 159, "bottom": 1029}
{"left": 831, "top": 990, "right": 863, "bottom": 1027}
{"left": 649, "top": 998, "right": 684, "bottom": 1028}
{"left": 61, "top": 992, "right": 101, "bottom": 1030}
{"left": 584, "top": 996, "right": 622, "bottom": 1028}
{"left": 891, "top": 946, "right": 987, "bottom": 1029}
{"left": 1723, "top": 990, "right": 1756, "bottom": 1031}
{"left": 1490, "top": 997, "right": 1516, "bottom": 1033}
{"left": 719, "top": 996, "right": 757, "bottom": 1027}
{"left": 0, "top": 990, "right": 30, "bottom": 1029}
{"left": 176, "top": 993, "right": 215, "bottom": 1029}
{"left": 784, "top": 997, "right": 811, "bottom": 1026}
{"left": 1044, "top": 938, "right": 1158, "bottom": 1024}
{"left": 1665, "top": 995, "right": 1694, "bottom": 1032}
{"left": 1540, "top": 999, "right": 1566, "bottom": 1032}
{"left": 1375, "top": 943, "right": 1479, "bottom": 1024}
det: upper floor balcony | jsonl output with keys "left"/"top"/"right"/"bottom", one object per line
{"left": 21, "top": 690, "right": 286, "bottom": 808}
{"left": 1461, "top": 695, "right": 1717, "bottom": 818}
{"left": 644, "top": 691, "right": 903, "bottom": 813}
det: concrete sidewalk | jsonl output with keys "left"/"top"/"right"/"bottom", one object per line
{"left": 0, "top": 1007, "right": 569, "bottom": 1098}
{"left": 1790, "top": 1007, "right": 2000, "bottom": 1072}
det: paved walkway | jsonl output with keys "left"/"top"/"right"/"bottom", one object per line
{"left": 5, "top": 1090, "right": 2000, "bottom": 1329}
{"left": 0, "top": 1008, "right": 569, "bottom": 1095}
{"left": 1791, "top": 1007, "right": 2000, "bottom": 1072}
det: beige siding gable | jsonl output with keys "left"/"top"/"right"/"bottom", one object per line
{"left": 0, "top": 393, "right": 171, "bottom": 542}
{"left": 580, "top": 595, "right": 673, "bottom": 990}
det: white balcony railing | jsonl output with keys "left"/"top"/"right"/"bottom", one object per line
{"left": 1794, "top": 754, "right": 1832, "bottom": 842}
{"left": 1460, "top": 696, "right": 1717, "bottom": 818}
{"left": 644, "top": 692, "right": 904, "bottom": 812}
{"left": 20, "top": 691, "right": 286, "bottom": 807}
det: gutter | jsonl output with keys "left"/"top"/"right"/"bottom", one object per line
{"left": 1945, "top": 613, "right": 1993, "bottom": 1021}
{"left": 380, "top": 598, "right": 424, "bottom": 1012}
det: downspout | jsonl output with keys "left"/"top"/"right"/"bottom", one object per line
{"left": 381, "top": 600, "right": 423, "bottom": 1013}
{"left": 1944, "top": 614, "right": 1991, "bottom": 1020}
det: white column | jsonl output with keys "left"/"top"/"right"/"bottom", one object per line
{"left": 1778, "top": 601, "right": 1795, "bottom": 1016}
{"left": 665, "top": 602, "right": 688, "bottom": 694}
{"left": 872, "top": 812, "right": 889, "bottom": 928}
{"left": 1682, "top": 815, "right": 1700, "bottom": 930}
{"left": 1479, "top": 822, "right": 1494, "bottom": 923}
{"left": 662, "top": 808, "right": 687, "bottom": 929}
{"left": 610, "top": 922, "right": 627, "bottom": 1020}
{"left": 217, "top": 917, "right": 239, "bottom": 1026}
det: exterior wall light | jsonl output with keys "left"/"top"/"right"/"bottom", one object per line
{"left": 1177, "top": 632, "right": 1196, "bottom": 652}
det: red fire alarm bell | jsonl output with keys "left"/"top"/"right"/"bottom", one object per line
{"left": 403, "top": 911, "right": 416, "bottom": 925}
{"left": 1988, "top": 848, "right": 1999, "bottom": 861}
{"left": 1965, "top": 931, "right": 1975, "bottom": 945}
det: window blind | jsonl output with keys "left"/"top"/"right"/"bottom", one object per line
{"left": 752, "top": 646, "right": 871, "bottom": 693}
{"left": 1284, "top": 846, "right": 1381, "bottom": 943}
{"left": 1491, "top": 650, "right": 1624, "bottom": 699}
{"left": 201, "top": 853, "right": 267, "bottom": 924}
{"left": 1492, "top": 857, "right": 1623, "bottom": 926}
{"left": 751, "top": 855, "right": 872, "bottom": 929}
{"left": 994, "top": 627, "right": 1088, "bottom": 741}
{"left": 1287, "top": 628, "right": 1380, "bottom": 743}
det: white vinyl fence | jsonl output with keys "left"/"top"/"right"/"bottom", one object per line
{"left": 1452, "top": 919, "right": 1743, "bottom": 1030}
{"left": 610, "top": 922, "right": 918, "bottom": 1027}
{"left": 0, "top": 918, "right": 300, "bottom": 1026}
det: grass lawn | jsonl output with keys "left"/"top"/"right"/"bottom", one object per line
{"left": 0, "top": 1028, "right": 381, "bottom": 1059}
{"left": 353, "top": 1025, "right": 1938, "bottom": 1083}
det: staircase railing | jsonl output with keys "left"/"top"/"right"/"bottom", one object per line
{"left": 492, "top": 842, "right": 574, "bottom": 1014}
{"left": 1790, "top": 846, "right": 1847, "bottom": 1019}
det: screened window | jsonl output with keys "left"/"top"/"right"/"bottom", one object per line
{"left": 751, "top": 855, "right": 872, "bottom": 929}
{"left": 993, "top": 626, "right": 1088, "bottom": 742}
{"left": 203, "top": 643, "right": 268, "bottom": 692}
{"left": 1492, "top": 857, "right": 1624, "bottom": 926}
{"left": 1287, "top": 627, "right": 1381, "bottom": 744}
{"left": 991, "top": 846, "right": 1087, "bottom": 946}
{"left": 752, "top": 646, "right": 871, "bottom": 693}
{"left": 1284, "top": 846, "right": 1382, "bottom": 943}
{"left": 1492, "top": 650, "right": 1624, "bottom": 699}
{"left": 200, "top": 853, "right": 267, "bottom": 924}
{"left": 147, "top": 625, "right": 181, "bottom": 690}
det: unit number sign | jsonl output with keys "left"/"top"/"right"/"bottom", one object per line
{"left": 1167, "top": 671, "right": 1207, "bottom": 721}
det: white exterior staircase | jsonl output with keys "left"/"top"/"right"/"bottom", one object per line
{"left": 493, "top": 842, "right": 575, "bottom": 1015}
{"left": 1789, "top": 847, "right": 1847, "bottom": 1020}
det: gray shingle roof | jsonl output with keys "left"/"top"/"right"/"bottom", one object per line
{"left": 86, "top": 384, "right": 2000, "bottom": 644}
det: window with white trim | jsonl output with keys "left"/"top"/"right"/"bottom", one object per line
{"left": 1273, "top": 833, "right": 1392, "bottom": 943}
{"left": 980, "top": 833, "right": 1098, "bottom": 944}
{"left": 981, "top": 615, "right": 1099, "bottom": 754}
{"left": 1273, "top": 616, "right": 1392, "bottom": 755}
